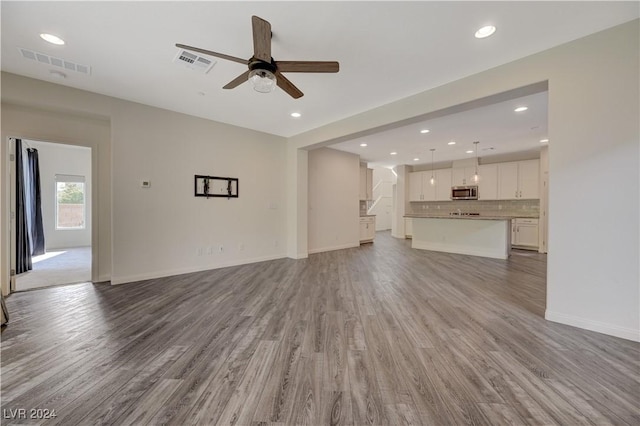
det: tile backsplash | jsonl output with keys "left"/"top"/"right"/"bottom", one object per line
{"left": 408, "top": 199, "right": 539, "bottom": 217}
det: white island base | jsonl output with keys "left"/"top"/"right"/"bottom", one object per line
{"left": 410, "top": 217, "right": 512, "bottom": 259}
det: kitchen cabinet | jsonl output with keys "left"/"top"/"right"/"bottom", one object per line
{"left": 477, "top": 164, "right": 498, "bottom": 200}
{"left": 405, "top": 218, "right": 413, "bottom": 238}
{"left": 517, "top": 160, "right": 539, "bottom": 199}
{"left": 498, "top": 160, "right": 539, "bottom": 200}
{"left": 435, "top": 168, "right": 452, "bottom": 201}
{"left": 452, "top": 167, "right": 477, "bottom": 186}
{"left": 408, "top": 171, "right": 436, "bottom": 201}
{"left": 360, "top": 216, "right": 376, "bottom": 243}
{"left": 410, "top": 169, "right": 450, "bottom": 202}
{"left": 359, "top": 164, "right": 373, "bottom": 200}
{"left": 512, "top": 218, "right": 539, "bottom": 249}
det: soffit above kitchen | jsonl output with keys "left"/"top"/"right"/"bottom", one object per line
{"left": 331, "top": 91, "right": 548, "bottom": 167}
{"left": 1, "top": 2, "right": 637, "bottom": 137}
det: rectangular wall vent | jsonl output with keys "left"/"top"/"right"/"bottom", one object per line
{"left": 173, "top": 49, "right": 216, "bottom": 74}
{"left": 18, "top": 48, "right": 91, "bottom": 75}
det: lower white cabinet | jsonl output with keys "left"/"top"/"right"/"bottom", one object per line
{"left": 512, "top": 218, "right": 539, "bottom": 249}
{"left": 405, "top": 218, "right": 413, "bottom": 238}
{"left": 360, "top": 216, "right": 376, "bottom": 243}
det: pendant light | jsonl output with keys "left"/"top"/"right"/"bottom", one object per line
{"left": 472, "top": 141, "right": 480, "bottom": 183}
{"left": 430, "top": 148, "right": 436, "bottom": 185}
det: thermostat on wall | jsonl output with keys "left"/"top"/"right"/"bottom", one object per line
{"left": 141, "top": 180, "right": 151, "bottom": 188}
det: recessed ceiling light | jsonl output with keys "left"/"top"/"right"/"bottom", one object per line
{"left": 360, "top": 143, "right": 368, "bottom": 147}
{"left": 413, "top": 158, "right": 420, "bottom": 161}
{"left": 49, "top": 70, "right": 66, "bottom": 79}
{"left": 475, "top": 25, "right": 496, "bottom": 39}
{"left": 40, "top": 33, "right": 65, "bottom": 45}
{"left": 466, "top": 150, "right": 474, "bottom": 154}
{"left": 290, "top": 112, "right": 301, "bottom": 118}
{"left": 514, "top": 106, "right": 528, "bottom": 112}
{"left": 448, "top": 141, "right": 456, "bottom": 145}
{"left": 390, "top": 152, "right": 397, "bottom": 155}
{"left": 540, "top": 139, "right": 549, "bottom": 143}
{"left": 420, "top": 129, "right": 430, "bottom": 134}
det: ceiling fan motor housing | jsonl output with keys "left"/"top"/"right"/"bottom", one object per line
{"left": 249, "top": 58, "right": 276, "bottom": 74}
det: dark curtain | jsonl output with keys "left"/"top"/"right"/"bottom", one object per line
{"left": 15, "top": 140, "right": 46, "bottom": 275}
{"left": 15, "top": 139, "right": 31, "bottom": 274}
{"left": 26, "top": 148, "right": 45, "bottom": 256}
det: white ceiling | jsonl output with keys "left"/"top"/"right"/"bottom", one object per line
{"left": 332, "top": 91, "right": 549, "bottom": 168}
{"left": 1, "top": 2, "right": 638, "bottom": 138}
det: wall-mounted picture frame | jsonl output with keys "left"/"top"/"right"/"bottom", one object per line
{"left": 194, "top": 175, "right": 239, "bottom": 198}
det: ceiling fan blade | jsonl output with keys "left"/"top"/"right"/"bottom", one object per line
{"left": 275, "top": 61, "right": 340, "bottom": 73}
{"left": 223, "top": 70, "right": 251, "bottom": 89}
{"left": 176, "top": 44, "right": 248, "bottom": 65}
{"left": 251, "top": 16, "right": 272, "bottom": 62}
{"left": 275, "top": 71, "right": 304, "bottom": 99}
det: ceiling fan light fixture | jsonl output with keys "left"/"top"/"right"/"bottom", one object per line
{"left": 248, "top": 69, "right": 276, "bottom": 93}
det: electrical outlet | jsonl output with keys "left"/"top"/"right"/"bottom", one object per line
{"left": 207, "top": 246, "right": 214, "bottom": 255}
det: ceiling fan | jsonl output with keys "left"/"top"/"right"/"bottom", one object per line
{"left": 176, "top": 16, "right": 339, "bottom": 99}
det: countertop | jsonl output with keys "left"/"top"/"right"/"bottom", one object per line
{"left": 360, "top": 214, "right": 376, "bottom": 218}
{"left": 404, "top": 214, "right": 538, "bottom": 221}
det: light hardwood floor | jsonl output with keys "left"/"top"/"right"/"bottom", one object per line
{"left": 1, "top": 231, "right": 638, "bottom": 425}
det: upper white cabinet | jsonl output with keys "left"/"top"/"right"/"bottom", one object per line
{"left": 498, "top": 160, "right": 539, "bottom": 200}
{"left": 517, "top": 160, "right": 539, "bottom": 199}
{"left": 408, "top": 171, "right": 436, "bottom": 201}
{"left": 409, "top": 159, "right": 539, "bottom": 202}
{"left": 435, "top": 168, "right": 452, "bottom": 201}
{"left": 359, "top": 163, "right": 373, "bottom": 200}
{"left": 477, "top": 164, "right": 498, "bottom": 200}
{"left": 452, "top": 167, "right": 477, "bottom": 186}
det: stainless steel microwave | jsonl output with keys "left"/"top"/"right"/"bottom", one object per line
{"left": 451, "top": 185, "right": 478, "bottom": 200}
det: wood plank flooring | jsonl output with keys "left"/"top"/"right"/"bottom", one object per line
{"left": 2, "top": 231, "right": 639, "bottom": 425}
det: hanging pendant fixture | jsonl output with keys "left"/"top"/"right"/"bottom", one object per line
{"left": 430, "top": 148, "right": 436, "bottom": 185}
{"left": 472, "top": 141, "right": 480, "bottom": 183}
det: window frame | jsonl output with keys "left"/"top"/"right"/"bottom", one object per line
{"left": 55, "top": 174, "right": 86, "bottom": 231}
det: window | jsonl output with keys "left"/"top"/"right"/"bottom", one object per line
{"left": 55, "top": 175, "right": 86, "bottom": 230}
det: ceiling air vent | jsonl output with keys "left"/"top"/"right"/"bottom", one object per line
{"left": 18, "top": 48, "right": 91, "bottom": 75}
{"left": 173, "top": 49, "right": 216, "bottom": 74}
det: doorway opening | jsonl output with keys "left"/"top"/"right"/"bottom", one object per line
{"left": 10, "top": 139, "right": 92, "bottom": 291}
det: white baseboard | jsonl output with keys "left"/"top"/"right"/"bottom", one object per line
{"left": 97, "top": 274, "right": 111, "bottom": 283}
{"left": 308, "top": 242, "right": 360, "bottom": 255}
{"left": 545, "top": 310, "right": 640, "bottom": 342}
{"left": 412, "top": 241, "right": 508, "bottom": 260}
{"left": 111, "top": 253, "right": 286, "bottom": 285}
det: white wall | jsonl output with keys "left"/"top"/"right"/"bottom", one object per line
{"left": 109, "top": 102, "right": 287, "bottom": 284}
{"left": 1, "top": 72, "right": 288, "bottom": 288}
{"left": 307, "top": 147, "right": 359, "bottom": 253}
{"left": 27, "top": 140, "right": 91, "bottom": 249}
{"left": 288, "top": 21, "right": 639, "bottom": 341}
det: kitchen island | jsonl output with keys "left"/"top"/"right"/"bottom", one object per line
{"left": 405, "top": 215, "right": 512, "bottom": 259}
